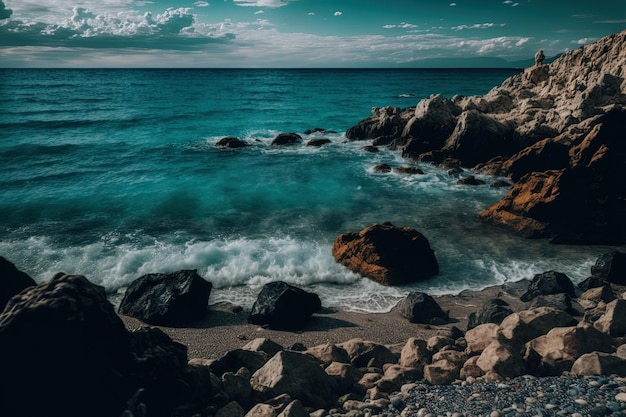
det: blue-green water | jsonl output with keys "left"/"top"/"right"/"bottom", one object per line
{"left": 0, "top": 68, "right": 616, "bottom": 311}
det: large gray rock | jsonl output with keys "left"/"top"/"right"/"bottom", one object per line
{"left": 248, "top": 281, "right": 321, "bottom": 330}
{"left": 119, "top": 269, "right": 212, "bottom": 326}
{"left": 250, "top": 351, "right": 338, "bottom": 409}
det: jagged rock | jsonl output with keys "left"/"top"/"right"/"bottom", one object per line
{"left": 399, "top": 337, "right": 431, "bottom": 370}
{"left": 250, "top": 351, "right": 338, "bottom": 409}
{"left": 353, "top": 372, "right": 383, "bottom": 396}
{"left": 423, "top": 359, "right": 459, "bottom": 385}
{"left": 460, "top": 356, "right": 484, "bottom": 379}
{"left": 579, "top": 285, "right": 616, "bottom": 307}
{"left": 271, "top": 133, "right": 302, "bottom": 146}
{"left": 464, "top": 323, "right": 501, "bottom": 356}
{"left": 306, "top": 138, "right": 331, "bottom": 147}
{"left": 0, "top": 256, "right": 36, "bottom": 311}
{"left": 210, "top": 349, "right": 270, "bottom": 377}
{"left": 277, "top": 400, "right": 309, "bottom": 417}
{"left": 345, "top": 106, "right": 413, "bottom": 141}
{"left": 402, "top": 94, "right": 461, "bottom": 146}
{"left": 427, "top": 335, "right": 455, "bottom": 353}
{"left": 431, "top": 350, "right": 468, "bottom": 368}
{"left": 394, "top": 291, "right": 448, "bottom": 324}
{"left": 222, "top": 369, "right": 253, "bottom": 408}
{"left": 242, "top": 338, "right": 284, "bottom": 357}
{"left": 248, "top": 281, "right": 321, "bottom": 330}
{"left": 305, "top": 343, "right": 350, "bottom": 367}
{"left": 499, "top": 138, "right": 571, "bottom": 182}
{"left": 467, "top": 298, "right": 513, "bottom": 330}
{"left": 529, "top": 293, "right": 574, "bottom": 314}
{"left": 594, "top": 299, "right": 626, "bottom": 336}
{"left": 456, "top": 175, "right": 485, "bottom": 185}
{"left": 520, "top": 271, "right": 576, "bottom": 302}
{"left": 499, "top": 307, "right": 577, "bottom": 344}
{"left": 590, "top": 251, "right": 626, "bottom": 285}
{"left": 325, "top": 362, "right": 364, "bottom": 394}
{"left": 216, "top": 136, "right": 250, "bottom": 149}
{"left": 337, "top": 338, "right": 397, "bottom": 368}
{"left": 577, "top": 275, "right": 609, "bottom": 291}
{"left": 476, "top": 340, "right": 526, "bottom": 380}
{"left": 376, "top": 365, "right": 422, "bottom": 392}
{"left": 525, "top": 323, "right": 615, "bottom": 376}
{"left": 0, "top": 274, "right": 134, "bottom": 417}
{"left": 332, "top": 222, "right": 439, "bottom": 286}
{"left": 119, "top": 269, "right": 212, "bottom": 326}
{"left": 216, "top": 401, "right": 246, "bottom": 417}
{"left": 571, "top": 352, "right": 626, "bottom": 377}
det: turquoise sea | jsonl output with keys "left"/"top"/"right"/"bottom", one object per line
{"left": 0, "top": 68, "right": 616, "bottom": 312}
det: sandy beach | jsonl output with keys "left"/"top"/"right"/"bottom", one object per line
{"left": 121, "top": 280, "right": 530, "bottom": 360}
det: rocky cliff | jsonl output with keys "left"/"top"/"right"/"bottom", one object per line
{"left": 346, "top": 30, "right": 626, "bottom": 244}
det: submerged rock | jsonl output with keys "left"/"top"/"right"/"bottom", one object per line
{"left": 332, "top": 222, "right": 439, "bottom": 286}
{"left": 271, "top": 132, "right": 303, "bottom": 146}
{"left": 216, "top": 136, "right": 250, "bottom": 148}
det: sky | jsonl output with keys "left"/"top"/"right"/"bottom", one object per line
{"left": 0, "top": 0, "right": 625, "bottom": 68}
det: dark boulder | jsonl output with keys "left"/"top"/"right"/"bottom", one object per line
{"left": 520, "top": 271, "right": 576, "bottom": 302}
{"left": 345, "top": 106, "right": 412, "bottom": 141}
{"left": 215, "top": 136, "right": 250, "bottom": 149}
{"left": 394, "top": 292, "right": 448, "bottom": 324}
{"left": 0, "top": 274, "right": 134, "bottom": 417}
{"left": 119, "top": 270, "right": 212, "bottom": 326}
{"left": 304, "top": 127, "right": 327, "bottom": 134}
{"left": 393, "top": 166, "right": 425, "bottom": 175}
{"left": 373, "top": 163, "right": 392, "bottom": 173}
{"left": 467, "top": 298, "right": 513, "bottom": 330}
{"left": 590, "top": 251, "right": 626, "bottom": 285}
{"left": 209, "top": 348, "right": 270, "bottom": 377}
{"left": 500, "top": 138, "right": 571, "bottom": 182}
{"left": 332, "top": 222, "right": 439, "bottom": 286}
{"left": 248, "top": 281, "right": 321, "bottom": 330}
{"left": 271, "top": 132, "right": 303, "bottom": 146}
{"left": 457, "top": 175, "right": 486, "bottom": 186}
{"left": 529, "top": 293, "right": 575, "bottom": 314}
{"left": 362, "top": 145, "right": 380, "bottom": 153}
{"left": 306, "top": 138, "right": 332, "bottom": 147}
{"left": 0, "top": 256, "right": 36, "bottom": 311}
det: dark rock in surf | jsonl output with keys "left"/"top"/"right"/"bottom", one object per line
{"left": 394, "top": 292, "right": 448, "bottom": 324}
{"left": 332, "top": 222, "right": 439, "bottom": 286}
{"left": 119, "top": 270, "right": 212, "bottom": 326}
{"left": 591, "top": 251, "right": 626, "bottom": 285}
{"left": 362, "top": 145, "right": 380, "bottom": 153}
{"left": 305, "top": 127, "right": 326, "bottom": 135}
{"left": 306, "top": 138, "right": 332, "bottom": 147}
{"left": 216, "top": 136, "right": 250, "bottom": 149}
{"left": 520, "top": 271, "right": 576, "bottom": 302}
{"left": 393, "top": 166, "right": 425, "bottom": 175}
{"left": 248, "top": 281, "right": 321, "bottom": 330}
{"left": 457, "top": 175, "right": 485, "bottom": 186}
{"left": 0, "top": 256, "right": 36, "bottom": 312}
{"left": 271, "top": 132, "right": 303, "bottom": 146}
{"left": 373, "top": 164, "right": 392, "bottom": 173}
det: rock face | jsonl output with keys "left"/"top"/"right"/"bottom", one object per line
{"left": 0, "top": 274, "right": 134, "bottom": 417}
{"left": 119, "top": 269, "right": 212, "bottom": 326}
{"left": 332, "top": 222, "right": 439, "bottom": 286}
{"left": 345, "top": 30, "right": 626, "bottom": 244}
{"left": 248, "top": 281, "right": 321, "bottom": 330}
{"left": 0, "top": 256, "right": 36, "bottom": 311}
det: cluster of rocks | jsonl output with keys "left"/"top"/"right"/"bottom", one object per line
{"left": 215, "top": 129, "right": 335, "bottom": 149}
{"left": 344, "top": 30, "right": 626, "bottom": 245}
{"left": 3, "top": 249, "right": 626, "bottom": 417}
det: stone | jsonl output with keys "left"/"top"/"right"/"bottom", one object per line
{"left": 460, "top": 356, "right": 485, "bottom": 380}
{"left": 325, "top": 361, "right": 364, "bottom": 394}
{"left": 353, "top": 372, "right": 383, "bottom": 396}
{"left": 394, "top": 292, "right": 448, "bottom": 324}
{"left": 529, "top": 293, "right": 574, "bottom": 314}
{"left": 332, "top": 222, "right": 439, "bottom": 286}
{"left": 464, "top": 323, "right": 501, "bottom": 356}
{"left": 476, "top": 341, "right": 526, "bottom": 380}
{"left": 337, "top": 338, "right": 397, "bottom": 368}
{"left": 571, "top": 352, "right": 626, "bottom": 377}
{"left": 591, "top": 251, "right": 626, "bottom": 285}
{"left": 0, "top": 274, "right": 134, "bottom": 417}
{"left": 376, "top": 365, "right": 423, "bottom": 393}
{"left": 271, "top": 133, "right": 303, "bottom": 146}
{"left": 216, "top": 136, "right": 250, "bottom": 148}
{"left": 500, "top": 138, "right": 571, "bottom": 182}
{"left": 306, "top": 138, "right": 331, "bottom": 147}
{"left": 0, "top": 256, "right": 36, "bottom": 311}
{"left": 456, "top": 175, "right": 485, "bottom": 186}
{"left": 245, "top": 403, "right": 277, "bottom": 417}
{"left": 431, "top": 350, "right": 468, "bottom": 368}
{"left": 242, "top": 338, "right": 284, "bottom": 357}
{"left": 427, "top": 335, "right": 455, "bottom": 353}
{"left": 399, "top": 337, "right": 431, "bottom": 370}
{"left": 373, "top": 163, "right": 392, "bottom": 173}
{"left": 277, "top": 400, "right": 309, "bottom": 417}
{"left": 423, "top": 359, "right": 459, "bottom": 385}
{"left": 248, "top": 281, "right": 321, "bottom": 330}
{"left": 346, "top": 106, "right": 413, "bottom": 141}
{"left": 305, "top": 343, "right": 350, "bottom": 366}
{"left": 579, "top": 285, "right": 615, "bottom": 305}
{"left": 499, "top": 307, "right": 577, "bottom": 344}
{"left": 467, "top": 298, "right": 513, "bottom": 330}
{"left": 210, "top": 349, "right": 270, "bottom": 377}
{"left": 216, "top": 401, "right": 246, "bottom": 417}
{"left": 594, "top": 299, "right": 626, "bottom": 336}
{"left": 393, "top": 166, "right": 425, "bottom": 175}
{"left": 250, "top": 350, "right": 338, "bottom": 409}
{"left": 520, "top": 271, "right": 576, "bottom": 302}
{"left": 223, "top": 370, "right": 253, "bottom": 408}
{"left": 119, "top": 269, "right": 212, "bottom": 326}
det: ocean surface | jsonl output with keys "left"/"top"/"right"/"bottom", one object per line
{"left": 1, "top": 68, "right": 620, "bottom": 312}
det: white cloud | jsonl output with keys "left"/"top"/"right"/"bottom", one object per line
{"left": 452, "top": 23, "right": 506, "bottom": 31}
{"left": 254, "top": 10, "right": 264, "bottom": 15}
{"left": 334, "top": 11, "right": 342, "bottom": 16}
{"left": 574, "top": 37, "right": 598, "bottom": 45}
{"left": 593, "top": 19, "right": 626, "bottom": 24}
{"left": 194, "top": 1, "right": 210, "bottom": 7}
{"left": 383, "top": 22, "right": 418, "bottom": 30}
{"left": 233, "top": 0, "right": 293, "bottom": 7}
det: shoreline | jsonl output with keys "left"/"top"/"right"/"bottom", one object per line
{"left": 121, "top": 279, "right": 530, "bottom": 360}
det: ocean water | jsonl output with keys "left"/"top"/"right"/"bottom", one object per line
{"left": 0, "top": 68, "right": 619, "bottom": 312}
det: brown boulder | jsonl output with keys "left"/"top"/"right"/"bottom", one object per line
{"left": 325, "top": 361, "right": 364, "bottom": 394}
{"left": 571, "top": 352, "right": 626, "bottom": 377}
{"left": 594, "top": 299, "right": 626, "bottom": 336}
{"left": 305, "top": 343, "right": 350, "bottom": 367}
{"left": 332, "top": 222, "right": 439, "bottom": 286}
{"left": 499, "top": 307, "right": 577, "bottom": 344}
{"left": 465, "top": 323, "right": 501, "bottom": 356}
{"left": 476, "top": 341, "right": 526, "bottom": 380}
{"left": 423, "top": 359, "right": 459, "bottom": 385}
{"left": 399, "top": 337, "right": 431, "bottom": 370}
{"left": 337, "top": 338, "right": 397, "bottom": 368}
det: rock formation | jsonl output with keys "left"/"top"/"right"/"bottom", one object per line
{"left": 248, "top": 281, "right": 321, "bottom": 330}
{"left": 345, "top": 30, "right": 626, "bottom": 244}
